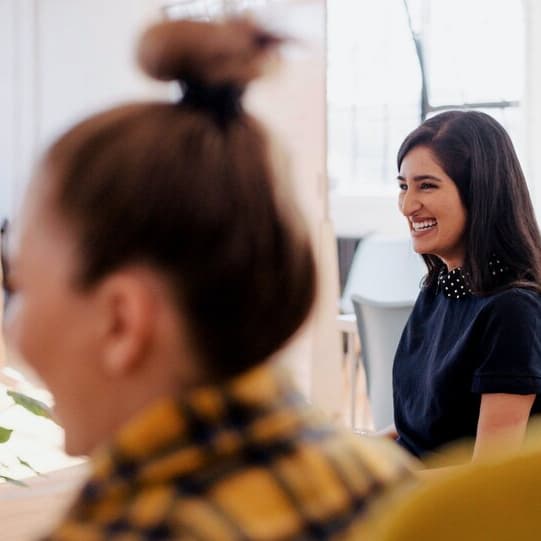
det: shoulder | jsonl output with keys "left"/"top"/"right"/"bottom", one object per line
{"left": 333, "top": 436, "right": 418, "bottom": 541}
{"left": 480, "top": 288, "right": 541, "bottom": 318}
{"left": 299, "top": 422, "right": 417, "bottom": 492}
{"left": 471, "top": 288, "right": 541, "bottom": 343}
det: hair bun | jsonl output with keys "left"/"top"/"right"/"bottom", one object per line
{"left": 137, "top": 18, "right": 283, "bottom": 90}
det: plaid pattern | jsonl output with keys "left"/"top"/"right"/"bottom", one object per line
{"left": 43, "top": 364, "right": 414, "bottom": 541}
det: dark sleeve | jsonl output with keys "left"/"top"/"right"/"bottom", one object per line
{"left": 472, "top": 290, "right": 541, "bottom": 394}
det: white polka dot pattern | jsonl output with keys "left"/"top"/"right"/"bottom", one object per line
{"left": 437, "top": 257, "right": 508, "bottom": 299}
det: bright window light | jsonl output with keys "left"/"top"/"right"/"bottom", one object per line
{"left": 328, "top": 0, "right": 526, "bottom": 193}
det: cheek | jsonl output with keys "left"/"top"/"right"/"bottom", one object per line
{"left": 451, "top": 209, "right": 468, "bottom": 240}
{"left": 440, "top": 202, "right": 467, "bottom": 236}
{"left": 5, "top": 288, "right": 95, "bottom": 382}
{"left": 5, "top": 293, "right": 60, "bottom": 378}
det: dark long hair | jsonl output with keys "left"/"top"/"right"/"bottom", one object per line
{"left": 397, "top": 110, "right": 541, "bottom": 294}
{"left": 41, "top": 18, "right": 316, "bottom": 380}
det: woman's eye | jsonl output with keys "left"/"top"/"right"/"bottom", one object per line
{"left": 420, "top": 182, "right": 436, "bottom": 190}
{"left": 398, "top": 183, "right": 407, "bottom": 191}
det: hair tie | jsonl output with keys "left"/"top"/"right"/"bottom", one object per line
{"left": 180, "top": 80, "right": 243, "bottom": 126}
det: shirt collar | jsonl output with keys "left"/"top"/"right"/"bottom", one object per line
{"left": 437, "top": 266, "right": 472, "bottom": 299}
{"left": 437, "top": 256, "right": 509, "bottom": 300}
{"left": 87, "top": 363, "right": 306, "bottom": 492}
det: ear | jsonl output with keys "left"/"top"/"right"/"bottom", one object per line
{"left": 97, "top": 270, "right": 156, "bottom": 377}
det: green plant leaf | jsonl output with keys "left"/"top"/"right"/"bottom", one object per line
{"left": 17, "top": 456, "right": 44, "bottom": 477}
{"left": 0, "top": 475, "right": 27, "bottom": 487}
{"left": 7, "top": 391, "right": 53, "bottom": 420}
{"left": 0, "top": 426, "right": 13, "bottom": 443}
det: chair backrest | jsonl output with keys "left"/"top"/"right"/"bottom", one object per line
{"left": 358, "top": 435, "right": 541, "bottom": 541}
{"left": 341, "top": 233, "right": 424, "bottom": 313}
{"left": 352, "top": 295, "right": 414, "bottom": 429}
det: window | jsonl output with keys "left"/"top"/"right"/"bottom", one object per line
{"left": 328, "top": 0, "right": 526, "bottom": 194}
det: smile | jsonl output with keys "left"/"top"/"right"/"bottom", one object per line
{"left": 411, "top": 219, "right": 438, "bottom": 232}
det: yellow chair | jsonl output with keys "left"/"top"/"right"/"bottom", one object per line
{"left": 355, "top": 435, "right": 541, "bottom": 541}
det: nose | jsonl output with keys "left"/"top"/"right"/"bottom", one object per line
{"left": 399, "top": 188, "right": 422, "bottom": 217}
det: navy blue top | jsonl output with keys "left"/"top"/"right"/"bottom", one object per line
{"left": 393, "top": 284, "right": 541, "bottom": 458}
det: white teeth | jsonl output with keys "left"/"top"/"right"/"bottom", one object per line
{"left": 412, "top": 220, "right": 437, "bottom": 231}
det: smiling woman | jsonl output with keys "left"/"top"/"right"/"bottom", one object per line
{"left": 391, "top": 110, "right": 541, "bottom": 461}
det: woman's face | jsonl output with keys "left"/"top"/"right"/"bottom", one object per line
{"left": 5, "top": 178, "right": 106, "bottom": 455}
{"left": 398, "top": 145, "right": 467, "bottom": 269}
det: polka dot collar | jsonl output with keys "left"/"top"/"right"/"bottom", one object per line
{"left": 437, "top": 257, "right": 508, "bottom": 300}
{"left": 437, "top": 267, "right": 472, "bottom": 299}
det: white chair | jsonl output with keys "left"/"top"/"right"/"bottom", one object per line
{"left": 343, "top": 234, "right": 424, "bottom": 429}
{"left": 341, "top": 234, "right": 424, "bottom": 313}
{"left": 352, "top": 296, "right": 414, "bottom": 429}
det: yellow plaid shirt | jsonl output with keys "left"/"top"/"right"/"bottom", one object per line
{"left": 43, "top": 364, "right": 413, "bottom": 541}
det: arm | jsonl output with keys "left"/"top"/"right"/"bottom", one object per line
{"left": 471, "top": 292, "right": 541, "bottom": 460}
{"left": 375, "top": 423, "right": 398, "bottom": 439}
{"left": 356, "top": 424, "right": 397, "bottom": 439}
{"left": 473, "top": 393, "right": 535, "bottom": 460}
{"left": 419, "top": 395, "right": 534, "bottom": 479}
{"left": 419, "top": 394, "right": 534, "bottom": 479}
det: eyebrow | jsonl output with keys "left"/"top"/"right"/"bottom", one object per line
{"left": 397, "top": 174, "right": 443, "bottom": 183}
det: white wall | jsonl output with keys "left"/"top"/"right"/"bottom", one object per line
{"left": 36, "top": 0, "right": 166, "bottom": 145}
{"left": 525, "top": 0, "right": 541, "bottom": 218}
{"left": 0, "top": 1, "right": 16, "bottom": 219}
{"left": 247, "top": 0, "right": 343, "bottom": 420}
{"left": 330, "top": 192, "right": 406, "bottom": 238}
{"left": 0, "top": 0, "right": 36, "bottom": 218}
{"left": 0, "top": 0, "right": 166, "bottom": 216}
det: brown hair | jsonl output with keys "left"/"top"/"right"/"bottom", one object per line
{"left": 42, "top": 18, "right": 316, "bottom": 379}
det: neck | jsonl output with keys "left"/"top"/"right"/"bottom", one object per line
{"left": 68, "top": 338, "right": 206, "bottom": 457}
{"left": 441, "top": 257, "right": 464, "bottom": 272}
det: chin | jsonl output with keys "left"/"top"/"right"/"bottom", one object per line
{"left": 63, "top": 434, "right": 87, "bottom": 457}
{"left": 62, "top": 422, "right": 96, "bottom": 457}
{"left": 412, "top": 243, "right": 431, "bottom": 255}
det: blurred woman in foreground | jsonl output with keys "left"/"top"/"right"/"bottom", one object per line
{"left": 6, "top": 17, "right": 413, "bottom": 541}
